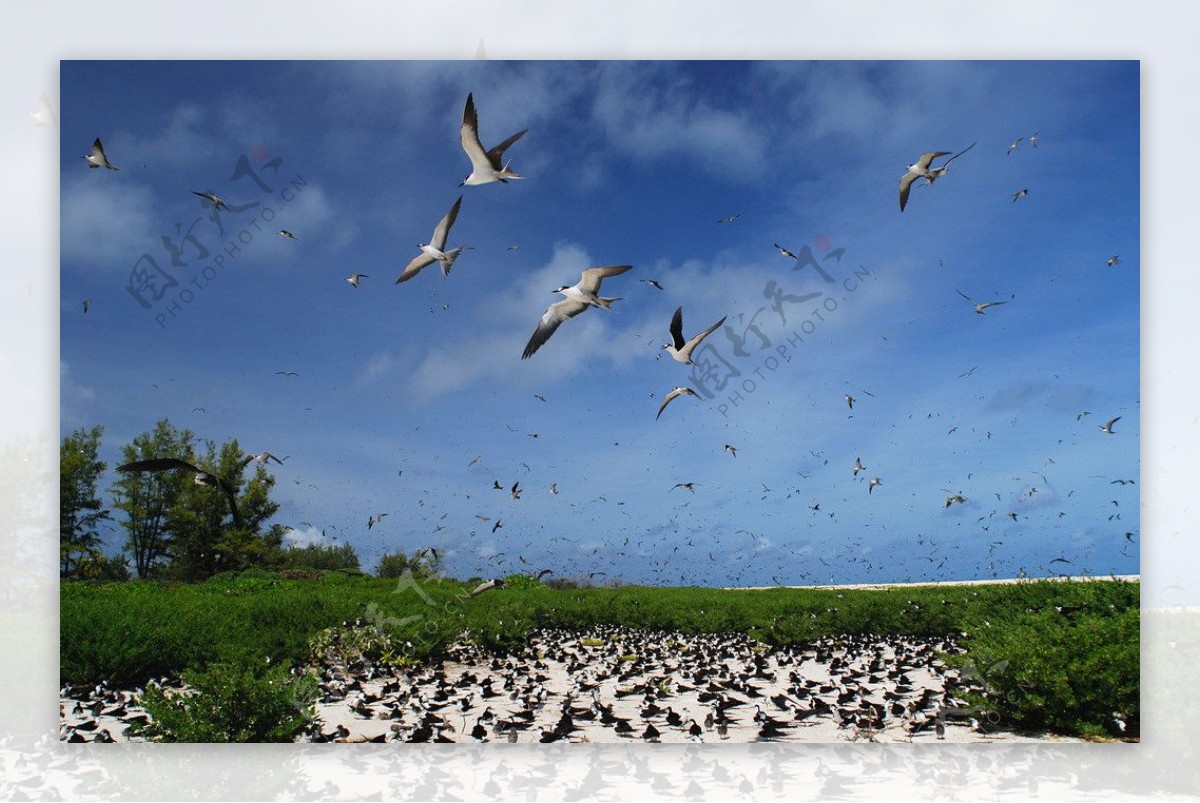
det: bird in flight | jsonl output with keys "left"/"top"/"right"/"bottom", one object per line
{"left": 368, "top": 513, "right": 389, "bottom": 529}
{"left": 956, "top": 289, "right": 1009, "bottom": 315}
{"left": 84, "top": 138, "right": 119, "bottom": 171}
{"left": 492, "top": 520, "right": 502, "bottom": 533}
{"left": 469, "top": 578, "right": 506, "bottom": 598}
{"left": 1006, "top": 137, "right": 1022, "bottom": 156}
{"left": 716, "top": 214, "right": 742, "bottom": 224}
{"left": 1107, "top": 256, "right": 1120, "bottom": 267}
{"left": 276, "top": 370, "right": 300, "bottom": 377}
{"left": 853, "top": 457, "right": 865, "bottom": 477}
{"left": 724, "top": 444, "right": 738, "bottom": 457}
{"left": 1099, "top": 417, "right": 1121, "bottom": 434}
{"left": 117, "top": 458, "right": 241, "bottom": 526}
{"left": 1011, "top": 188, "right": 1030, "bottom": 203}
{"left": 663, "top": 307, "right": 727, "bottom": 365}
{"left": 240, "top": 451, "right": 284, "bottom": 469}
{"left": 672, "top": 482, "right": 698, "bottom": 492}
{"left": 1029, "top": 132, "right": 1039, "bottom": 148}
{"left": 639, "top": 279, "right": 664, "bottom": 291}
{"left": 82, "top": 299, "right": 91, "bottom": 314}
{"left": 397, "top": 196, "right": 464, "bottom": 283}
{"left": 868, "top": 477, "right": 883, "bottom": 494}
{"left": 278, "top": 230, "right": 298, "bottom": 240}
{"left": 192, "top": 190, "right": 229, "bottom": 211}
{"left": 521, "top": 265, "right": 632, "bottom": 359}
{"left": 898, "top": 147, "right": 972, "bottom": 212}
{"left": 459, "top": 93, "right": 528, "bottom": 186}
{"left": 844, "top": 394, "right": 855, "bottom": 410}
{"left": 945, "top": 494, "right": 967, "bottom": 508}
{"left": 510, "top": 482, "right": 522, "bottom": 500}
{"left": 656, "top": 386, "right": 698, "bottom": 420}
{"left": 346, "top": 273, "right": 368, "bottom": 288}
{"left": 919, "top": 141, "right": 976, "bottom": 188}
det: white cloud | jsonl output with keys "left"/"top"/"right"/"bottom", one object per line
{"left": 283, "top": 525, "right": 327, "bottom": 548}
{"left": 60, "top": 361, "right": 95, "bottom": 427}
{"left": 60, "top": 174, "right": 159, "bottom": 271}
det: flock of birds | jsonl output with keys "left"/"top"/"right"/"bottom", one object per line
{"left": 82, "top": 87, "right": 1133, "bottom": 590}
{"left": 60, "top": 624, "right": 1013, "bottom": 744}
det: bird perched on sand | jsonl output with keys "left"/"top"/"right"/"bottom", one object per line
{"left": 522, "top": 265, "right": 632, "bottom": 359}
{"left": 663, "top": 307, "right": 727, "bottom": 365}
{"left": 84, "top": 138, "right": 119, "bottom": 170}
{"left": 459, "top": 93, "right": 528, "bottom": 186}
{"left": 656, "top": 387, "right": 698, "bottom": 420}
{"left": 117, "top": 458, "right": 241, "bottom": 526}
{"left": 397, "top": 196, "right": 464, "bottom": 283}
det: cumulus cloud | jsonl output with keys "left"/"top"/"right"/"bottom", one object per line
{"left": 283, "top": 525, "right": 327, "bottom": 548}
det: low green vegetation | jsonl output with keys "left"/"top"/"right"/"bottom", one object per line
{"left": 61, "top": 571, "right": 1139, "bottom": 739}
{"left": 133, "top": 659, "right": 319, "bottom": 743}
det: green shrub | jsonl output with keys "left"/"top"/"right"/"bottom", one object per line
{"left": 134, "top": 660, "right": 318, "bottom": 742}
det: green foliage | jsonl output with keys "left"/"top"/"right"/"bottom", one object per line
{"left": 270, "top": 542, "right": 361, "bottom": 573}
{"left": 60, "top": 425, "right": 111, "bottom": 577}
{"left": 111, "top": 419, "right": 195, "bottom": 579}
{"left": 945, "top": 579, "right": 1140, "bottom": 738}
{"left": 134, "top": 660, "right": 318, "bottom": 742}
{"left": 61, "top": 576, "right": 1139, "bottom": 738}
{"left": 376, "top": 549, "right": 442, "bottom": 579}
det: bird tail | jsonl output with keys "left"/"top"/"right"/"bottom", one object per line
{"left": 596, "top": 296, "right": 623, "bottom": 309}
{"left": 440, "top": 247, "right": 464, "bottom": 277}
{"left": 498, "top": 161, "right": 525, "bottom": 180}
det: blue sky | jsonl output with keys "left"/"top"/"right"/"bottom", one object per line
{"left": 60, "top": 60, "right": 1140, "bottom": 586}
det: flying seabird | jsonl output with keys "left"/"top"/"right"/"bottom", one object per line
{"left": 117, "top": 458, "right": 241, "bottom": 526}
{"left": 920, "top": 141, "right": 976, "bottom": 187}
{"left": 367, "top": 513, "right": 389, "bottom": 529}
{"left": 1006, "top": 137, "right": 1022, "bottom": 156}
{"left": 724, "top": 444, "right": 738, "bottom": 457}
{"left": 492, "top": 520, "right": 503, "bottom": 533}
{"left": 898, "top": 150, "right": 949, "bottom": 212}
{"left": 716, "top": 214, "right": 742, "bottom": 224}
{"left": 469, "top": 578, "right": 506, "bottom": 598}
{"left": 1099, "top": 417, "right": 1121, "bottom": 434}
{"left": 84, "top": 138, "right": 119, "bottom": 171}
{"left": 639, "top": 279, "right": 664, "bottom": 291}
{"left": 511, "top": 482, "right": 522, "bottom": 500}
{"left": 521, "top": 265, "right": 632, "bottom": 359}
{"left": 945, "top": 494, "right": 967, "bottom": 508}
{"left": 656, "top": 386, "right": 698, "bottom": 420}
{"left": 868, "top": 477, "right": 882, "bottom": 494}
{"left": 672, "top": 482, "right": 697, "bottom": 492}
{"left": 663, "top": 307, "right": 727, "bottom": 365}
{"left": 956, "top": 289, "right": 1008, "bottom": 315}
{"left": 852, "top": 457, "right": 865, "bottom": 477}
{"left": 240, "top": 451, "right": 284, "bottom": 469}
{"left": 346, "top": 273, "right": 368, "bottom": 288}
{"left": 192, "top": 190, "right": 229, "bottom": 211}
{"left": 276, "top": 370, "right": 300, "bottom": 377}
{"left": 396, "top": 196, "right": 464, "bottom": 283}
{"left": 82, "top": 299, "right": 91, "bottom": 314}
{"left": 549, "top": 483, "right": 559, "bottom": 494}
{"left": 278, "top": 230, "right": 298, "bottom": 240}
{"left": 844, "top": 394, "right": 855, "bottom": 410}
{"left": 459, "top": 93, "right": 528, "bottom": 186}
{"left": 1107, "top": 256, "right": 1120, "bottom": 267}
{"left": 1011, "top": 188, "right": 1029, "bottom": 203}
{"left": 1030, "top": 132, "right": 1039, "bottom": 148}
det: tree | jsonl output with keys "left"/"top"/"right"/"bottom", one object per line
{"left": 377, "top": 549, "right": 441, "bottom": 579}
{"left": 164, "top": 438, "right": 280, "bottom": 582}
{"left": 112, "top": 419, "right": 195, "bottom": 579}
{"left": 60, "top": 426, "right": 111, "bottom": 577}
{"left": 271, "top": 542, "right": 360, "bottom": 573}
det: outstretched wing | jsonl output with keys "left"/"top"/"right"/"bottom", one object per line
{"left": 577, "top": 264, "right": 633, "bottom": 295}
{"left": 943, "top": 141, "right": 977, "bottom": 166}
{"left": 522, "top": 298, "right": 590, "bottom": 359}
{"left": 685, "top": 315, "right": 727, "bottom": 354}
{"left": 669, "top": 307, "right": 685, "bottom": 350}
{"left": 117, "top": 457, "right": 205, "bottom": 475}
{"left": 460, "top": 93, "right": 493, "bottom": 173}
{"left": 898, "top": 172, "right": 920, "bottom": 212}
{"left": 486, "top": 128, "right": 529, "bottom": 169}
{"left": 430, "top": 196, "right": 463, "bottom": 250}
{"left": 396, "top": 252, "right": 436, "bottom": 284}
